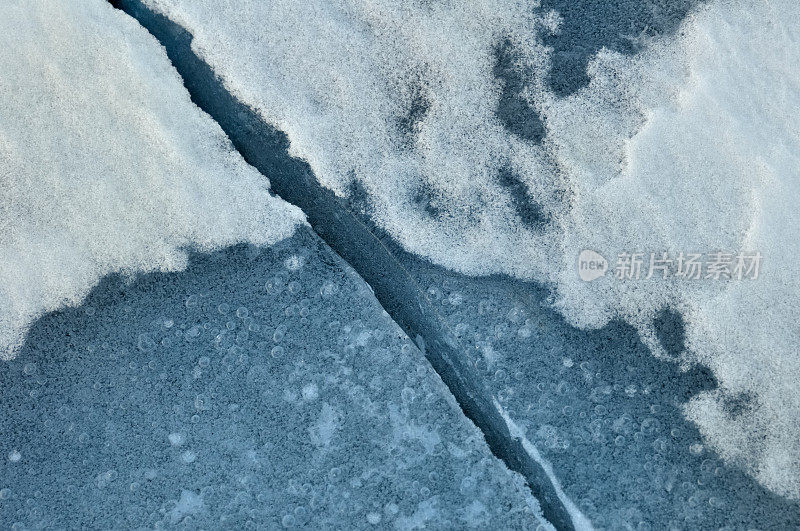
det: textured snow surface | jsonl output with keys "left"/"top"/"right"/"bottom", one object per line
{"left": 0, "top": 231, "right": 548, "bottom": 529}
{"left": 144, "top": 0, "right": 800, "bottom": 499}
{"left": 0, "top": 0, "right": 304, "bottom": 359}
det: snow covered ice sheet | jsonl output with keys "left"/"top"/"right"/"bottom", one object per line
{"left": 132, "top": 0, "right": 800, "bottom": 526}
{"left": 0, "top": 231, "right": 547, "bottom": 529}
{"left": 0, "top": 1, "right": 547, "bottom": 528}
{"left": 4, "top": 0, "right": 800, "bottom": 528}
{"left": 388, "top": 249, "right": 800, "bottom": 528}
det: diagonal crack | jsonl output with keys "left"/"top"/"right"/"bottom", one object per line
{"left": 110, "top": 1, "right": 582, "bottom": 528}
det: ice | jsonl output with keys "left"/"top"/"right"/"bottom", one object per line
{"left": 141, "top": 0, "right": 800, "bottom": 500}
{"left": 4, "top": 0, "right": 796, "bottom": 525}
{"left": 390, "top": 254, "right": 800, "bottom": 527}
{"left": 0, "top": 0, "right": 304, "bottom": 358}
{"left": 168, "top": 490, "right": 205, "bottom": 524}
{"left": 495, "top": 401, "right": 594, "bottom": 531}
{"left": 0, "top": 230, "right": 548, "bottom": 529}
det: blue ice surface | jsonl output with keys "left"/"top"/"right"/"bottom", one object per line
{"left": 442, "top": 2, "right": 795, "bottom": 525}
{"left": 382, "top": 242, "right": 800, "bottom": 529}
{"left": 334, "top": 6, "right": 800, "bottom": 525}
{"left": 0, "top": 229, "right": 543, "bottom": 529}
{"left": 334, "top": 1, "right": 797, "bottom": 525}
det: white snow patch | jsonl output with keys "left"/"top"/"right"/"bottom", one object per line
{"left": 0, "top": 0, "right": 304, "bottom": 358}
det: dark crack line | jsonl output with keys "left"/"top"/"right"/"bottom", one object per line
{"left": 110, "top": 1, "right": 582, "bottom": 528}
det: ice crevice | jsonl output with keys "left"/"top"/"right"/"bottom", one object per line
{"left": 108, "top": 0, "right": 588, "bottom": 529}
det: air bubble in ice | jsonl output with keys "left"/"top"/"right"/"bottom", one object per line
{"left": 302, "top": 384, "right": 318, "bottom": 401}
{"left": 284, "top": 255, "right": 305, "bottom": 271}
{"left": 137, "top": 333, "right": 155, "bottom": 352}
{"left": 447, "top": 293, "right": 463, "bottom": 306}
{"left": 319, "top": 281, "right": 338, "bottom": 298}
{"left": 194, "top": 394, "right": 209, "bottom": 411}
{"left": 181, "top": 450, "right": 197, "bottom": 463}
{"left": 385, "top": 503, "right": 399, "bottom": 515}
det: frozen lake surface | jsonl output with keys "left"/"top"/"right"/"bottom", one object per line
{"left": 2, "top": 0, "right": 800, "bottom": 528}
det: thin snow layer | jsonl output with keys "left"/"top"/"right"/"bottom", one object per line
{"left": 146, "top": 0, "right": 799, "bottom": 498}
{"left": 0, "top": 0, "right": 304, "bottom": 358}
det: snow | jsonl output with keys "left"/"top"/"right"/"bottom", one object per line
{"left": 143, "top": 0, "right": 800, "bottom": 500}
{"left": 0, "top": 0, "right": 304, "bottom": 359}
